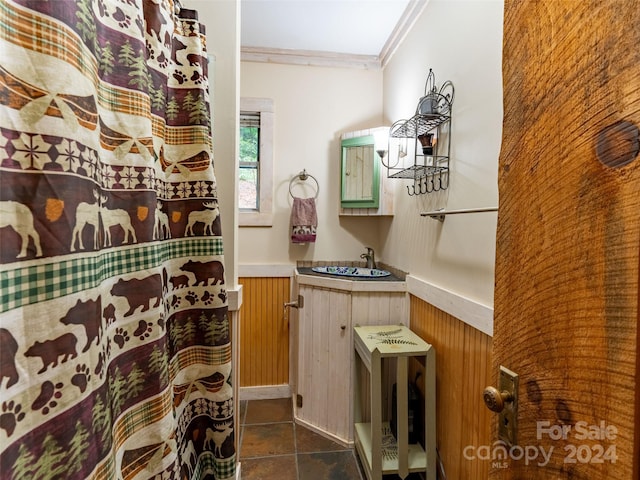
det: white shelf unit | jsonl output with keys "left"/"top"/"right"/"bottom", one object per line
{"left": 353, "top": 325, "right": 436, "bottom": 480}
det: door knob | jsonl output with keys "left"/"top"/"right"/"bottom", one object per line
{"left": 284, "top": 294, "right": 304, "bottom": 309}
{"left": 483, "top": 386, "right": 513, "bottom": 413}
{"left": 484, "top": 366, "right": 519, "bottom": 446}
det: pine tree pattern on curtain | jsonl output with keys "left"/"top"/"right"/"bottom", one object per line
{"left": 0, "top": 0, "right": 235, "bottom": 478}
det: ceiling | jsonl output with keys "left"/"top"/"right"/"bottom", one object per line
{"left": 241, "top": 0, "right": 413, "bottom": 61}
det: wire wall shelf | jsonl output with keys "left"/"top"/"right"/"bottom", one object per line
{"left": 388, "top": 164, "right": 446, "bottom": 179}
{"left": 385, "top": 69, "right": 454, "bottom": 196}
{"left": 390, "top": 113, "right": 450, "bottom": 138}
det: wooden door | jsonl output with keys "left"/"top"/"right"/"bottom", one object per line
{"left": 491, "top": 1, "right": 640, "bottom": 478}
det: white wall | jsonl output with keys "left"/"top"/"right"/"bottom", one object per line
{"left": 194, "top": 0, "right": 240, "bottom": 286}
{"left": 382, "top": 0, "right": 504, "bottom": 307}
{"left": 239, "top": 62, "right": 385, "bottom": 264}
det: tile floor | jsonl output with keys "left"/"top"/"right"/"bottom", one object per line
{"left": 238, "top": 397, "right": 423, "bottom": 480}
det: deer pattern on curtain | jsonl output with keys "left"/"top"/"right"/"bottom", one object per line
{"left": 0, "top": 0, "right": 235, "bottom": 479}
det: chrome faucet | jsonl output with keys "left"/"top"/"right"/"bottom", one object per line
{"left": 360, "top": 247, "right": 376, "bottom": 269}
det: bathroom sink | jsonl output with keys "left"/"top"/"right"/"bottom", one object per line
{"left": 311, "top": 266, "right": 391, "bottom": 278}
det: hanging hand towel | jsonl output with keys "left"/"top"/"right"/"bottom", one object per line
{"left": 291, "top": 197, "right": 317, "bottom": 244}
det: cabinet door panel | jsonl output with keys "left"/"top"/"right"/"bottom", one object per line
{"left": 341, "top": 136, "right": 380, "bottom": 208}
{"left": 297, "top": 285, "right": 351, "bottom": 441}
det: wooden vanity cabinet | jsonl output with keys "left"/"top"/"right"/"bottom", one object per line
{"left": 293, "top": 273, "right": 408, "bottom": 444}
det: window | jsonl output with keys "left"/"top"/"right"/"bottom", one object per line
{"left": 239, "top": 112, "right": 260, "bottom": 210}
{"left": 239, "top": 98, "right": 273, "bottom": 226}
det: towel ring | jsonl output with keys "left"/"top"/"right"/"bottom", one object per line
{"left": 289, "top": 169, "right": 319, "bottom": 199}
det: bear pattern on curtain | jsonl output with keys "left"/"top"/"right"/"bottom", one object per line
{"left": 0, "top": 0, "right": 235, "bottom": 479}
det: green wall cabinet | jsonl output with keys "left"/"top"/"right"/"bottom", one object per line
{"left": 341, "top": 135, "right": 380, "bottom": 209}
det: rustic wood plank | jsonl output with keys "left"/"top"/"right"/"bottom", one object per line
{"left": 298, "top": 284, "right": 311, "bottom": 415}
{"left": 493, "top": 1, "right": 640, "bottom": 478}
{"left": 329, "top": 290, "right": 351, "bottom": 439}
{"left": 310, "top": 287, "right": 326, "bottom": 426}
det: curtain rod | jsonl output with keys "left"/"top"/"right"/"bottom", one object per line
{"left": 420, "top": 207, "right": 498, "bottom": 221}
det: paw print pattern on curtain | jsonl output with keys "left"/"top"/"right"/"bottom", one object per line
{"left": 0, "top": 0, "right": 235, "bottom": 478}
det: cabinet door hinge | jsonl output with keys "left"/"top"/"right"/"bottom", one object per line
{"left": 296, "top": 394, "right": 303, "bottom": 408}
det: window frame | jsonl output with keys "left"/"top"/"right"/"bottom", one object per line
{"left": 239, "top": 97, "right": 274, "bottom": 226}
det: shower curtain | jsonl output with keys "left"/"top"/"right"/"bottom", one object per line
{"left": 0, "top": 0, "right": 235, "bottom": 479}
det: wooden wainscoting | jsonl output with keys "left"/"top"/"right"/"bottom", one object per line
{"left": 410, "top": 294, "right": 493, "bottom": 480}
{"left": 238, "top": 276, "right": 291, "bottom": 387}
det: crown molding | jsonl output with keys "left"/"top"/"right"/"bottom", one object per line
{"left": 379, "top": 0, "right": 429, "bottom": 68}
{"left": 241, "top": 46, "right": 381, "bottom": 69}
{"left": 240, "top": 0, "right": 427, "bottom": 70}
